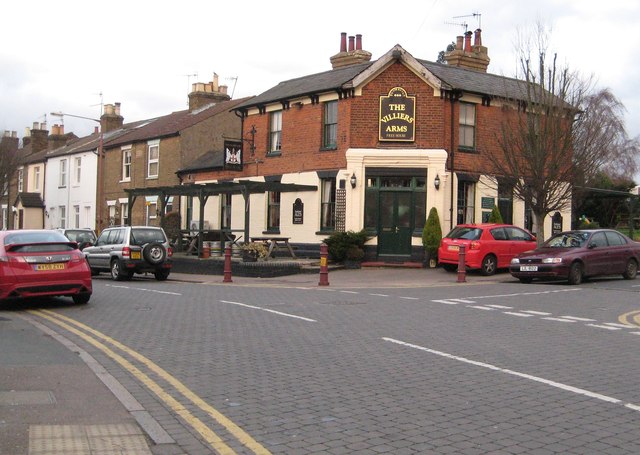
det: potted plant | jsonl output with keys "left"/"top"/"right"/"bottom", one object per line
{"left": 422, "top": 207, "right": 442, "bottom": 268}
{"left": 240, "top": 242, "right": 269, "bottom": 262}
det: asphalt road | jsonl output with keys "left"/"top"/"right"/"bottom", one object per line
{"left": 4, "top": 271, "right": 640, "bottom": 454}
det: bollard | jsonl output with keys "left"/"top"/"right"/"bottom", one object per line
{"left": 318, "top": 243, "right": 329, "bottom": 286}
{"left": 456, "top": 244, "right": 467, "bottom": 283}
{"left": 223, "top": 245, "right": 233, "bottom": 283}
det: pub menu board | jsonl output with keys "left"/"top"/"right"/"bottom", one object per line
{"left": 293, "top": 198, "right": 303, "bottom": 224}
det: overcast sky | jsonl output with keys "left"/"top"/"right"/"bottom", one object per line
{"left": 2, "top": 0, "right": 639, "bottom": 168}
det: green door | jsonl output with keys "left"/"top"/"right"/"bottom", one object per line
{"left": 378, "top": 191, "right": 413, "bottom": 256}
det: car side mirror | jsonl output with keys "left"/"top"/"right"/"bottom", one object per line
{"left": 588, "top": 242, "right": 597, "bottom": 249}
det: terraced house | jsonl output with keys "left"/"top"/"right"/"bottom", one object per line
{"left": 177, "top": 31, "right": 571, "bottom": 262}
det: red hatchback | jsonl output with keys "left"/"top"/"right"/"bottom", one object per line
{"left": 438, "top": 224, "right": 537, "bottom": 275}
{"left": 0, "top": 230, "right": 92, "bottom": 304}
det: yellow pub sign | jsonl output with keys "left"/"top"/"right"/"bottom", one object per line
{"left": 379, "top": 87, "right": 415, "bottom": 142}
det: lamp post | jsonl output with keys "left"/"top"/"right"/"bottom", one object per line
{"left": 50, "top": 111, "right": 104, "bottom": 232}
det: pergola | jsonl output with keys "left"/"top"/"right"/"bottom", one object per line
{"left": 124, "top": 180, "right": 318, "bottom": 253}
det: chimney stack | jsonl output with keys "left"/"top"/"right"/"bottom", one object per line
{"left": 101, "top": 103, "right": 124, "bottom": 133}
{"left": 188, "top": 74, "right": 231, "bottom": 111}
{"left": 443, "top": 28, "right": 490, "bottom": 72}
{"left": 330, "top": 32, "right": 373, "bottom": 69}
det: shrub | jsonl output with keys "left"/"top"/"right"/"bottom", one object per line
{"left": 161, "top": 211, "right": 181, "bottom": 243}
{"left": 488, "top": 205, "right": 504, "bottom": 223}
{"left": 422, "top": 207, "right": 442, "bottom": 259}
{"left": 324, "top": 229, "right": 369, "bottom": 262}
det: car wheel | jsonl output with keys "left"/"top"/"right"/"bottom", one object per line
{"left": 480, "top": 255, "right": 497, "bottom": 276}
{"left": 110, "top": 259, "right": 130, "bottom": 281}
{"left": 143, "top": 242, "right": 167, "bottom": 265}
{"left": 568, "top": 262, "right": 583, "bottom": 285}
{"left": 623, "top": 259, "right": 638, "bottom": 280}
{"left": 442, "top": 264, "right": 457, "bottom": 272}
{"left": 73, "top": 294, "right": 91, "bottom": 304}
{"left": 519, "top": 277, "right": 533, "bottom": 284}
{"left": 154, "top": 270, "right": 170, "bottom": 281}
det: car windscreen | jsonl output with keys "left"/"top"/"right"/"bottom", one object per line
{"left": 543, "top": 232, "right": 589, "bottom": 248}
{"left": 64, "top": 230, "right": 96, "bottom": 242}
{"left": 130, "top": 229, "right": 166, "bottom": 245}
{"left": 445, "top": 227, "right": 482, "bottom": 240}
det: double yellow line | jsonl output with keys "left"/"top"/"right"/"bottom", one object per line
{"left": 29, "top": 309, "right": 271, "bottom": 455}
{"left": 619, "top": 310, "right": 640, "bottom": 327}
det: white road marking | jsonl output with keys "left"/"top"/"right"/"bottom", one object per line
{"left": 586, "top": 324, "right": 621, "bottom": 331}
{"left": 340, "top": 290, "right": 359, "bottom": 294}
{"left": 486, "top": 305, "right": 513, "bottom": 309}
{"left": 220, "top": 300, "right": 316, "bottom": 322}
{"left": 383, "top": 337, "right": 639, "bottom": 412}
{"left": 522, "top": 311, "right": 552, "bottom": 315}
{"left": 399, "top": 296, "right": 419, "bottom": 300}
{"left": 559, "top": 316, "right": 597, "bottom": 322}
{"left": 467, "top": 305, "right": 495, "bottom": 310}
{"left": 604, "top": 323, "right": 635, "bottom": 329}
{"left": 469, "top": 289, "right": 581, "bottom": 300}
{"left": 432, "top": 299, "right": 461, "bottom": 305}
{"left": 541, "top": 317, "right": 575, "bottom": 323}
{"left": 105, "top": 284, "right": 181, "bottom": 296}
{"left": 630, "top": 332, "right": 640, "bottom": 336}
{"left": 370, "top": 293, "right": 389, "bottom": 297}
{"left": 503, "top": 312, "right": 534, "bottom": 317}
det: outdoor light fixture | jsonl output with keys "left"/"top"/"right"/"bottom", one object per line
{"left": 350, "top": 173, "right": 357, "bottom": 189}
{"left": 434, "top": 174, "right": 441, "bottom": 190}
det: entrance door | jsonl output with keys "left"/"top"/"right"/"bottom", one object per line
{"left": 378, "top": 191, "right": 412, "bottom": 256}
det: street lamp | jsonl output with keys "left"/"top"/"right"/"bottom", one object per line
{"left": 50, "top": 111, "right": 104, "bottom": 232}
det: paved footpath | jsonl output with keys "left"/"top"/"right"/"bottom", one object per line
{"left": 0, "top": 267, "right": 499, "bottom": 454}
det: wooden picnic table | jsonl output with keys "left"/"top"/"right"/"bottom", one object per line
{"left": 250, "top": 236, "right": 297, "bottom": 259}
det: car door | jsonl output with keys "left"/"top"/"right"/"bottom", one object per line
{"left": 86, "top": 230, "right": 112, "bottom": 269}
{"left": 604, "top": 231, "right": 629, "bottom": 273}
{"left": 585, "top": 232, "right": 609, "bottom": 276}
{"left": 505, "top": 226, "right": 537, "bottom": 257}
{"left": 488, "top": 227, "right": 511, "bottom": 267}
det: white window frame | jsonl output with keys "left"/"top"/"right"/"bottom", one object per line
{"left": 147, "top": 140, "right": 159, "bottom": 178}
{"left": 122, "top": 147, "right": 132, "bottom": 181}
{"left": 59, "top": 205, "right": 66, "bottom": 228}
{"left": 74, "top": 157, "right": 82, "bottom": 185}
{"left": 17, "top": 168, "right": 23, "bottom": 192}
{"left": 34, "top": 166, "right": 40, "bottom": 191}
{"left": 74, "top": 205, "right": 80, "bottom": 228}
{"left": 269, "top": 111, "right": 282, "bottom": 154}
{"left": 59, "top": 159, "right": 67, "bottom": 188}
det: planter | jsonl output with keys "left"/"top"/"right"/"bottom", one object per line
{"left": 242, "top": 251, "right": 258, "bottom": 262}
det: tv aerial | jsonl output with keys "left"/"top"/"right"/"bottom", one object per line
{"left": 445, "top": 12, "right": 482, "bottom": 33}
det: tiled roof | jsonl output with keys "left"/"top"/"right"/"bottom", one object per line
{"left": 16, "top": 192, "right": 44, "bottom": 208}
{"left": 178, "top": 150, "right": 225, "bottom": 173}
{"left": 105, "top": 97, "right": 253, "bottom": 148}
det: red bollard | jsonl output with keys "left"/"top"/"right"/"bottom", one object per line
{"left": 223, "top": 245, "right": 233, "bottom": 283}
{"left": 457, "top": 244, "right": 467, "bottom": 283}
{"left": 318, "top": 243, "right": 329, "bottom": 286}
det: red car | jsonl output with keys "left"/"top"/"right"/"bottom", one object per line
{"left": 438, "top": 223, "right": 537, "bottom": 275}
{"left": 510, "top": 229, "right": 640, "bottom": 285}
{"left": 0, "top": 230, "right": 92, "bottom": 304}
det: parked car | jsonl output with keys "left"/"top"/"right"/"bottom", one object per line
{"left": 56, "top": 228, "right": 97, "bottom": 250}
{"left": 0, "top": 229, "right": 92, "bottom": 304}
{"left": 509, "top": 229, "right": 640, "bottom": 285}
{"left": 438, "top": 223, "right": 537, "bottom": 275}
{"left": 83, "top": 226, "right": 172, "bottom": 281}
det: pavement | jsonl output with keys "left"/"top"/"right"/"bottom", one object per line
{"left": 0, "top": 265, "right": 501, "bottom": 454}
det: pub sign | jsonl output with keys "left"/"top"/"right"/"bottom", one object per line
{"left": 223, "top": 140, "right": 242, "bottom": 170}
{"left": 293, "top": 198, "right": 304, "bottom": 224}
{"left": 379, "top": 87, "right": 415, "bottom": 142}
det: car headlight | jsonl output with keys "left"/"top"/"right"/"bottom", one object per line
{"left": 511, "top": 258, "right": 520, "bottom": 264}
{"left": 542, "top": 257, "right": 562, "bottom": 264}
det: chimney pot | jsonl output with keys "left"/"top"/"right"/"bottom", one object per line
{"left": 356, "top": 34, "right": 362, "bottom": 50}
{"left": 115, "top": 102, "right": 121, "bottom": 116}
{"left": 33, "top": 122, "right": 39, "bottom": 130}
{"left": 348, "top": 35, "right": 355, "bottom": 52}
{"left": 340, "top": 32, "right": 347, "bottom": 52}
{"left": 464, "top": 31, "right": 472, "bottom": 52}
{"left": 456, "top": 35, "right": 463, "bottom": 50}
{"left": 94, "top": 126, "right": 99, "bottom": 134}
{"left": 474, "top": 29, "right": 482, "bottom": 46}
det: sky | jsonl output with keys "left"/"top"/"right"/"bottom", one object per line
{"left": 2, "top": 0, "right": 639, "bottom": 173}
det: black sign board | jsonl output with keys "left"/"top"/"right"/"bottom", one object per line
{"left": 379, "top": 87, "right": 415, "bottom": 142}
{"left": 293, "top": 198, "right": 304, "bottom": 224}
{"left": 223, "top": 141, "right": 242, "bottom": 170}
{"left": 481, "top": 197, "right": 495, "bottom": 209}
{"left": 552, "top": 211, "right": 563, "bottom": 235}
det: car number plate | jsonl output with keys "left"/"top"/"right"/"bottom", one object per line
{"left": 35, "top": 263, "right": 65, "bottom": 271}
{"left": 520, "top": 265, "right": 538, "bottom": 272}
{"left": 448, "top": 245, "right": 460, "bottom": 251}
{"left": 131, "top": 251, "right": 141, "bottom": 259}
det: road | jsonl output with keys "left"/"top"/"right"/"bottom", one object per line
{"left": 4, "top": 271, "right": 640, "bottom": 454}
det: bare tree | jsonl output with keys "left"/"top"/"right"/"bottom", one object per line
{"left": 487, "top": 23, "right": 636, "bottom": 243}
{"left": 0, "top": 135, "right": 20, "bottom": 225}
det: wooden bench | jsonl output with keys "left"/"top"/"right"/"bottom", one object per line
{"left": 250, "top": 236, "right": 297, "bottom": 259}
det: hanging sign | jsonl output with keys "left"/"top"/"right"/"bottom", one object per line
{"left": 379, "top": 87, "right": 415, "bottom": 142}
{"left": 223, "top": 141, "right": 242, "bottom": 170}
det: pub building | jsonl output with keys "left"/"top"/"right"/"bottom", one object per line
{"left": 177, "top": 31, "right": 570, "bottom": 262}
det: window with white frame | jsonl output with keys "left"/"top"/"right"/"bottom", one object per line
{"left": 59, "top": 160, "right": 67, "bottom": 187}
{"left": 74, "top": 157, "right": 82, "bottom": 184}
{"left": 34, "top": 166, "right": 40, "bottom": 191}
{"left": 320, "top": 178, "right": 336, "bottom": 231}
{"left": 459, "top": 102, "right": 476, "bottom": 149}
{"left": 59, "top": 205, "right": 66, "bottom": 228}
{"left": 17, "top": 169, "right": 23, "bottom": 192}
{"left": 147, "top": 141, "right": 159, "bottom": 178}
{"left": 322, "top": 101, "right": 338, "bottom": 149}
{"left": 269, "top": 111, "right": 282, "bottom": 154}
{"left": 74, "top": 205, "right": 80, "bottom": 228}
{"left": 122, "top": 147, "right": 132, "bottom": 181}
{"left": 120, "top": 202, "right": 128, "bottom": 225}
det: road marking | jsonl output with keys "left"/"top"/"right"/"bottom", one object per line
{"left": 618, "top": 310, "right": 640, "bottom": 327}
{"left": 503, "top": 312, "right": 534, "bottom": 317}
{"left": 559, "top": 316, "right": 597, "bottom": 322}
{"left": 339, "top": 290, "right": 359, "bottom": 294}
{"left": 432, "top": 299, "right": 461, "bottom": 305}
{"left": 604, "top": 323, "right": 635, "bottom": 329}
{"left": 33, "top": 310, "right": 271, "bottom": 455}
{"left": 220, "top": 300, "right": 316, "bottom": 322}
{"left": 467, "top": 305, "right": 495, "bottom": 310}
{"left": 522, "top": 311, "right": 552, "bottom": 316}
{"left": 486, "top": 305, "right": 512, "bottom": 309}
{"left": 383, "top": 337, "right": 640, "bottom": 413}
{"left": 541, "top": 317, "right": 575, "bottom": 323}
{"left": 586, "top": 324, "right": 622, "bottom": 331}
{"left": 370, "top": 293, "right": 389, "bottom": 297}
{"left": 399, "top": 296, "right": 419, "bottom": 300}
{"left": 469, "top": 289, "right": 581, "bottom": 300}
{"left": 105, "top": 284, "right": 182, "bottom": 296}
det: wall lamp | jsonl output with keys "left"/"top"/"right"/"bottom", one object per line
{"left": 350, "top": 173, "right": 357, "bottom": 189}
{"left": 434, "top": 174, "right": 441, "bottom": 190}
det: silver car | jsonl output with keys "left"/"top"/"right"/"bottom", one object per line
{"left": 83, "top": 226, "right": 172, "bottom": 281}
